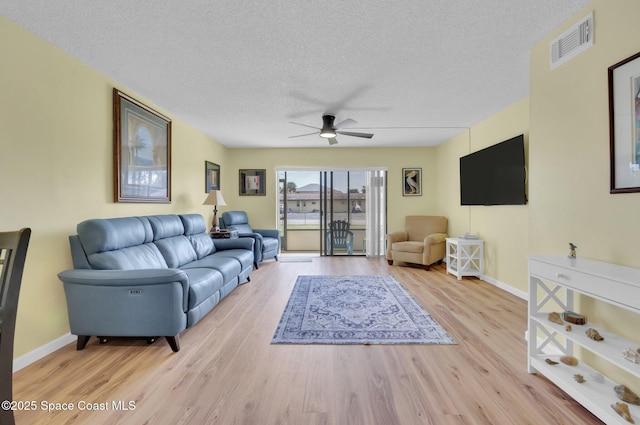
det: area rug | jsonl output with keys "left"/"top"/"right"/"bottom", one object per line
{"left": 271, "top": 275, "right": 456, "bottom": 345}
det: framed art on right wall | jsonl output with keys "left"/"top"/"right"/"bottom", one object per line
{"left": 609, "top": 50, "right": 640, "bottom": 193}
{"left": 402, "top": 168, "right": 422, "bottom": 196}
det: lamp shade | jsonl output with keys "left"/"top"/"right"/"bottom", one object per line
{"left": 203, "top": 190, "right": 227, "bottom": 206}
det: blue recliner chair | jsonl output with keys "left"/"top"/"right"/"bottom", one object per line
{"left": 220, "top": 211, "right": 280, "bottom": 268}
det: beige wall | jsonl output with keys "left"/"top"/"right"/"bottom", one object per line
{"left": 224, "top": 147, "right": 439, "bottom": 234}
{"left": 436, "top": 98, "right": 530, "bottom": 292}
{"left": 529, "top": 0, "right": 640, "bottom": 386}
{"left": 0, "top": 15, "right": 229, "bottom": 358}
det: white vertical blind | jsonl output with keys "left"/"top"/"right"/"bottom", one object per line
{"left": 365, "top": 170, "right": 386, "bottom": 257}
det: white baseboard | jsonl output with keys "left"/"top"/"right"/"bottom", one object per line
{"left": 481, "top": 274, "right": 528, "bottom": 301}
{"left": 13, "top": 332, "right": 75, "bottom": 372}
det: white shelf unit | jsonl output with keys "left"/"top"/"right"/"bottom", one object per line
{"left": 528, "top": 255, "right": 640, "bottom": 425}
{"left": 445, "top": 237, "right": 484, "bottom": 280}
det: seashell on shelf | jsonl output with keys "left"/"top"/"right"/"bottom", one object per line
{"left": 545, "top": 358, "right": 559, "bottom": 365}
{"left": 560, "top": 356, "right": 578, "bottom": 366}
{"left": 573, "top": 374, "right": 585, "bottom": 383}
{"left": 565, "top": 325, "right": 572, "bottom": 332}
{"left": 585, "top": 328, "right": 604, "bottom": 341}
{"left": 615, "top": 385, "right": 640, "bottom": 406}
{"left": 611, "top": 402, "right": 635, "bottom": 424}
{"left": 548, "top": 312, "right": 563, "bottom": 325}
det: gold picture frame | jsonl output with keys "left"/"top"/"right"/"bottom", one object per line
{"left": 113, "top": 89, "right": 172, "bottom": 203}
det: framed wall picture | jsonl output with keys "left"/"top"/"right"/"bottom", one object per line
{"left": 609, "top": 50, "right": 640, "bottom": 193}
{"left": 239, "top": 169, "right": 266, "bottom": 196}
{"left": 402, "top": 168, "right": 422, "bottom": 196}
{"left": 205, "top": 161, "right": 220, "bottom": 192}
{"left": 113, "top": 89, "right": 172, "bottom": 203}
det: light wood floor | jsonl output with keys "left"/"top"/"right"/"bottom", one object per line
{"left": 13, "top": 257, "right": 602, "bottom": 425}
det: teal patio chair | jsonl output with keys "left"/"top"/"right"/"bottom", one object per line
{"left": 326, "top": 220, "right": 354, "bottom": 255}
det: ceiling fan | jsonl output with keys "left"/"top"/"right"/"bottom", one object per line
{"left": 289, "top": 115, "right": 374, "bottom": 145}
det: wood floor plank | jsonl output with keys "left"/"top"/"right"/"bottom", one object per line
{"left": 12, "top": 257, "right": 603, "bottom": 424}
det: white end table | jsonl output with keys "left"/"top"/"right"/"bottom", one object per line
{"left": 445, "top": 237, "right": 484, "bottom": 280}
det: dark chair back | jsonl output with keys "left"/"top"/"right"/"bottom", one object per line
{"left": 327, "top": 220, "right": 354, "bottom": 255}
{"left": 0, "top": 228, "right": 31, "bottom": 425}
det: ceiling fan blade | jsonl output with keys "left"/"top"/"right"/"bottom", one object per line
{"left": 289, "top": 121, "right": 321, "bottom": 130}
{"left": 334, "top": 118, "right": 358, "bottom": 129}
{"left": 335, "top": 130, "right": 374, "bottom": 139}
{"left": 288, "top": 131, "right": 319, "bottom": 138}
{"left": 328, "top": 138, "right": 339, "bottom": 145}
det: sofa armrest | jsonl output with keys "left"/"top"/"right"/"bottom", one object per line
{"left": 212, "top": 237, "right": 255, "bottom": 251}
{"left": 386, "top": 231, "right": 408, "bottom": 244}
{"left": 238, "top": 231, "right": 263, "bottom": 242}
{"left": 58, "top": 268, "right": 190, "bottom": 312}
{"left": 425, "top": 233, "right": 448, "bottom": 245}
{"left": 254, "top": 229, "right": 280, "bottom": 239}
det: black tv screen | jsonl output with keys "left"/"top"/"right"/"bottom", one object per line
{"left": 460, "top": 134, "right": 526, "bottom": 205}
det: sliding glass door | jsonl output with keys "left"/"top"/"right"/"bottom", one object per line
{"left": 278, "top": 168, "right": 386, "bottom": 256}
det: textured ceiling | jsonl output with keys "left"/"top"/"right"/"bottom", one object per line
{"left": 0, "top": 0, "right": 591, "bottom": 148}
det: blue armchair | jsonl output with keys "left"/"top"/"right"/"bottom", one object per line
{"left": 220, "top": 211, "right": 280, "bottom": 268}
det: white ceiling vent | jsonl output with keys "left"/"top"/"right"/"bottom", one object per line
{"left": 550, "top": 11, "right": 594, "bottom": 70}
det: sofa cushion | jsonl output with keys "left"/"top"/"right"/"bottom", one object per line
{"left": 392, "top": 241, "right": 424, "bottom": 254}
{"left": 155, "top": 236, "right": 198, "bottom": 268}
{"left": 181, "top": 256, "right": 241, "bottom": 283}
{"left": 87, "top": 243, "right": 168, "bottom": 270}
{"left": 77, "top": 217, "right": 154, "bottom": 255}
{"left": 180, "top": 214, "right": 215, "bottom": 258}
{"left": 181, "top": 268, "right": 224, "bottom": 309}
{"left": 220, "top": 211, "right": 254, "bottom": 234}
{"left": 210, "top": 249, "right": 254, "bottom": 270}
{"left": 148, "top": 215, "right": 199, "bottom": 268}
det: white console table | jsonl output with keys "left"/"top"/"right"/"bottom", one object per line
{"left": 445, "top": 237, "right": 484, "bottom": 280}
{"left": 528, "top": 255, "right": 640, "bottom": 425}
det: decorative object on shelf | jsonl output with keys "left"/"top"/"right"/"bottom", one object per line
{"left": 205, "top": 161, "right": 220, "bottom": 192}
{"left": 560, "top": 356, "right": 578, "bottom": 366}
{"left": 615, "top": 385, "right": 640, "bottom": 405}
{"left": 573, "top": 374, "right": 585, "bottom": 383}
{"left": 611, "top": 402, "right": 635, "bottom": 424}
{"left": 203, "top": 190, "right": 227, "bottom": 232}
{"left": 402, "top": 168, "right": 422, "bottom": 196}
{"left": 528, "top": 256, "right": 640, "bottom": 424}
{"left": 565, "top": 325, "right": 572, "bottom": 332}
{"left": 609, "top": 49, "right": 640, "bottom": 193}
{"left": 568, "top": 242, "right": 577, "bottom": 258}
{"left": 545, "top": 358, "right": 559, "bottom": 365}
{"left": 590, "top": 373, "right": 605, "bottom": 384}
{"left": 239, "top": 169, "right": 266, "bottom": 196}
{"left": 623, "top": 348, "right": 640, "bottom": 364}
{"left": 563, "top": 311, "right": 587, "bottom": 325}
{"left": 586, "top": 328, "right": 604, "bottom": 341}
{"left": 548, "top": 311, "right": 564, "bottom": 325}
{"left": 113, "top": 88, "right": 172, "bottom": 203}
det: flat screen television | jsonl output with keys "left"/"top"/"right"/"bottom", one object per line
{"left": 459, "top": 134, "right": 526, "bottom": 205}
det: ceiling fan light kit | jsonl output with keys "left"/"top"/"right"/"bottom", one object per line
{"left": 289, "top": 114, "right": 374, "bottom": 145}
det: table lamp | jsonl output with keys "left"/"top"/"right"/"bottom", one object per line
{"left": 203, "top": 190, "right": 227, "bottom": 232}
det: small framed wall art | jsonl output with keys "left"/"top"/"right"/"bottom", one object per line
{"left": 205, "top": 161, "right": 220, "bottom": 192}
{"left": 113, "top": 88, "right": 172, "bottom": 203}
{"left": 402, "top": 168, "right": 422, "bottom": 196}
{"left": 239, "top": 169, "right": 266, "bottom": 196}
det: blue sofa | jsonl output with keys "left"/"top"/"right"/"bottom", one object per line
{"left": 219, "top": 211, "right": 280, "bottom": 268}
{"left": 57, "top": 214, "right": 254, "bottom": 352}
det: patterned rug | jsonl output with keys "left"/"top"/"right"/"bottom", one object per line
{"left": 271, "top": 275, "right": 456, "bottom": 345}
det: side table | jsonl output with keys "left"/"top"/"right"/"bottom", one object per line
{"left": 445, "top": 237, "right": 484, "bottom": 280}
{"left": 210, "top": 230, "right": 238, "bottom": 239}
